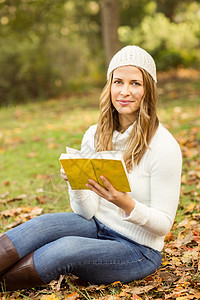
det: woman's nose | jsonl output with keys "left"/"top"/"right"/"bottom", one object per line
{"left": 120, "top": 84, "right": 131, "bottom": 95}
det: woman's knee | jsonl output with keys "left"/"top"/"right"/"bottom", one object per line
{"left": 33, "top": 236, "right": 85, "bottom": 282}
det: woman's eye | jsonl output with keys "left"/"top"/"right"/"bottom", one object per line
{"left": 131, "top": 82, "right": 140, "bottom": 86}
{"left": 113, "top": 80, "right": 121, "bottom": 84}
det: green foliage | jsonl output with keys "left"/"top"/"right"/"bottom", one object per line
{"left": 118, "top": 2, "right": 200, "bottom": 70}
{"left": 0, "top": 0, "right": 199, "bottom": 105}
{"left": 0, "top": 0, "right": 103, "bottom": 105}
{"left": 120, "top": 0, "right": 152, "bottom": 27}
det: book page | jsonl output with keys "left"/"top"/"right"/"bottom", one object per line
{"left": 90, "top": 151, "right": 122, "bottom": 160}
{"left": 66, "top": 147, "right": 81, "bottom": 154}
{"left": 64, "top": 148, "right": 122, "bottom": 160}
{"left": 91, "top": 159, "right": 131, "bottom": 192}
{"left": 60, "top": 158, "right": 96, "bottom": 190}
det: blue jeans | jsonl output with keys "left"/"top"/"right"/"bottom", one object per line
{"left": 6, "top": 213, "right": 161, "bottom": 284}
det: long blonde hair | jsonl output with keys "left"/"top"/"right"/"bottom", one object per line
{"left": 95, "top": 68, "right": 159, "bottom": 172}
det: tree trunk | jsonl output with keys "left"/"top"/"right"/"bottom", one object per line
{"left": 101, "top": 0, "right": 121, "bottom": 65}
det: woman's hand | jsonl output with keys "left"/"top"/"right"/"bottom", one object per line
{"left": 60, "top": 167, "right": 68, "bottom": 181}
{"left": 86, "top": 176, "right": 135, "bottom": 215}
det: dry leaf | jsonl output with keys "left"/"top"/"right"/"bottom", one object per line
{"left": 130, "top": 294, "right": 143, "bottom": 300}
{"left": 181, "top": 249, "right": 198, "bottom": 264}
{"left": 158, "top": 271, "right": 178, "bottom": 283}
{"left": 165, "top": 231, "right": 175, "bottom": 242}
{"left": 66, "top": 292, "right": 79, "bottom": 299}
{"left": 40, "top": 294, "right": 60, "bottom": 300}
{"left": 27, "top": 152, "right": 38, "bottom": 157}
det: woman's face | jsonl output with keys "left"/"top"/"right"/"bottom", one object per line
{"left": 111, "top": 66, "right": 144, "bottom": 127}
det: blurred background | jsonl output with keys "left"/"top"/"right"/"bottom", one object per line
{"left": 0, "top": 0, "right": 199, "bottom": 106}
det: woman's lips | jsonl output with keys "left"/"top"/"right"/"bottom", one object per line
{"left": 117, "top": 100, "right": 133, "bottom": 105}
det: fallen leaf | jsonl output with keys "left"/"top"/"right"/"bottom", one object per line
{"left": 165, "top": 289, "right": 189, "bottom": 299}
{"left": 186, "top": 203, "right": 197, "bottom": 213}
{"left": 174, "top": 231, "right": 194, "bottom": 247}
{"left": 0, "top": 194, "right": 26, "bottom": 204}
{"left": 36, "top": 195, "right": 47, "bottom": 204}
{"left": 32, "top": 136, "right": 42, "bottom": 142}
{"left": 130, "top": 294, "right": 143, "bottom": 300}
{"left": 40, "top": 294, "right": 60, "bottom": 300}
{"left": 181, "top": 249, "right": 198, "bottom": 263}
{"left": 27, "top": 152, "right": 38, "bottom": 157}
{"left": 35, "top": 174, "right": 48, "bottom": 179}
{"left": 66, "top": 292, "right": 79, "bottom": 299}
{"left": 3, "top": 181, "right": 10, "bottom": 186}
{"left": 158, "top": 271, "right": 179, "bottom": 283}
{"left": 0, "top": 191, "right": 9, "bottom": 198}
{"left": 165, "top": 231, "right": 175, "bottom": 242}
{"left": 111, "top": 281, "right": 122, "bottom": 286}
{"left": 123, "top": 284, "right": 156, "bottom": 295}
{"left": 6, "top": 220, "right": 22, "bottom": 229}
{"left": 176, "top": 218, "right": 189, "bottom": 228}
{"left": 1, "top": 207, "right": 43, "bottom": 229}
{"left": 47, "top": 143, "right": 59, "bottom": 149}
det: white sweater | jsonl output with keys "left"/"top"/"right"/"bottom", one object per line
{"left": 69, "top": 123, "right": 182, "bottom": 251}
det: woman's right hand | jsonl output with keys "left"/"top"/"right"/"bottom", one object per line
{"left": 60, "top": 167, "right": 68, "bottom": 181}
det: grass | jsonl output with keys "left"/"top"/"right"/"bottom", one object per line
{"left": 0, "top": 68, "right": 200, "bottom": 298}
{"left": 0, "top": 96, "right": 99, "bottom": 224}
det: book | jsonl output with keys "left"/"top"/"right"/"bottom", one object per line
{"left": 59, "top": 147, "right": 131, "bottom": 192}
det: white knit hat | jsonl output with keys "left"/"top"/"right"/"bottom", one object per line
{"left": 107, "top": 45, "right": 157, "bottom": 83}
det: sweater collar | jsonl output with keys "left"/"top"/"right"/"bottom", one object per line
{"left": 112, "top": 122, "right": 135, "bottom": 149}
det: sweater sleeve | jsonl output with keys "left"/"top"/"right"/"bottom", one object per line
{"left": 69, "top": 125, "right": 100, "bottom": 220}
{"left": 118, "top": 131, "right": 182, "bottom": 236}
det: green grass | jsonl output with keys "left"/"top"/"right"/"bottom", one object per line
{"left": 0, "top": 96, "right": 99, "bottom": 229}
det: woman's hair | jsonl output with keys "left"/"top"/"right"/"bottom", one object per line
{"left": 95, "top": 68, "right": 159, "bottom": 172}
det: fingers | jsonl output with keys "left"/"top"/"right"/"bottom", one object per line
{"left": 86, "top": 176, "right": 133, "bottom": 213}
{"left": 86, "top": 177, "right": 118, "bottom": 202}
{"left": 60, "top": 168, "right": 68, "bottom": 181}
{"left": 100, "top": 175, "right": 114, "bottom": 191}
{"left": 86, "top": 179, "right": 108, "bottom": 198}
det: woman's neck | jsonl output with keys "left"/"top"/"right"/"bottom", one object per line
{"left": 118, "top": 117, "right": 136, "bottom": 133}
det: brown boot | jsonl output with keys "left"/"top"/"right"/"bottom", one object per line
{"left": 0, "top": 252, "right": 47, "bottom": 291}
{"left": 0, "top": 234, "right": 20, "bottom": 277}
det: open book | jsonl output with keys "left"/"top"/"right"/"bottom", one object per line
{"left": 59, "top": 147, "right": 131, "bottom": 192}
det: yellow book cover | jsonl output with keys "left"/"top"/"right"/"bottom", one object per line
{"left": 59, "top": 147, "right": 131, "bottom": 192}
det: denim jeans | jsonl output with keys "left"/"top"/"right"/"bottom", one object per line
{"left": 6, "top": 212, "right": 161, "bottom": 284}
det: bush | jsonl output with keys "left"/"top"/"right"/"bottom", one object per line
{"left": 0, "top": 33, "right": 104, "bottom": 106}
{"left": 118, "top": 3, "right": 200, "bottom": 70}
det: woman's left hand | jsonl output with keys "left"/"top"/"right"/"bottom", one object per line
{"left": 86, "top": 176, "right": 135, "bottom": 215}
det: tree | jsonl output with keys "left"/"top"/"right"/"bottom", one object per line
{"left": 101, "top": 0, "right": 121, "bottom": 64}
{"left": 156, "top": 0, "right": 182, "bottom": 21}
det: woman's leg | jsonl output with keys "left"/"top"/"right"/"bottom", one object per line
{"left": 0, "top": 213, "right": 98, "bottom": 291}
{"left": 1, "top": 218, "right": 161, "bottom": 289}
{"left": 33, "top": 235, "right": 161, "bottom": 285}
{"left": 5, "top": 212, "right": 98, "bottom": 259}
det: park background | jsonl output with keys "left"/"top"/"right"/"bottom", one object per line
{"left": 0, "top": 0, "right": 200, "bottom": 299}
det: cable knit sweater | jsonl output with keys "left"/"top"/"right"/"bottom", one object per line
{"left": 68, "top": 123, "right": 182, "bottom": 251}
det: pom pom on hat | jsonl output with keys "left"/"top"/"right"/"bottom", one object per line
{"left": 107, "top": 45, "right": 157, "bottom": 83}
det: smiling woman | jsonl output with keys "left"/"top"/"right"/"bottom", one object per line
{"left": 95, "top": 47, "right": 159, "bottom": 171}
{"left": 0, "top": 46, "right": 182, "bottom": 291}
{"left": 111, "top": 66, "right": 144, "bottom": 130}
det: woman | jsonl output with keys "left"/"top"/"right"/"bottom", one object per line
{"left": 0, "top": 45, "right": 182, "bottom": 291}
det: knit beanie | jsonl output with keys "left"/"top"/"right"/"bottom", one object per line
{"left": 107, "top": 45, "right": 157, "bottom": 83}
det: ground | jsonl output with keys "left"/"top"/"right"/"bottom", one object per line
{"left": 0, "top": 68, "right": 200, "bottom": 299}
